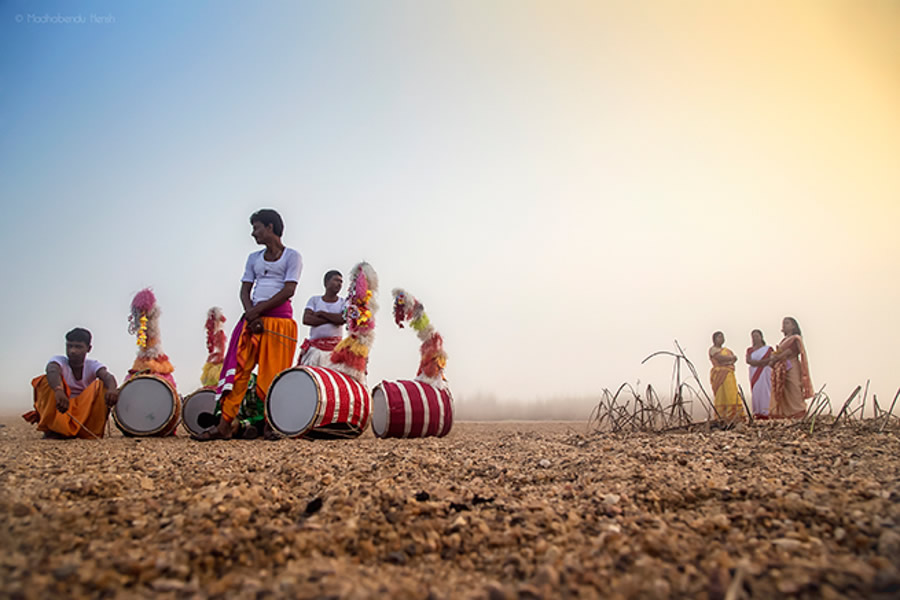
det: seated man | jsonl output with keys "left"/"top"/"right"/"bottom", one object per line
{"left": 298, "top": 269, "right": 347, "bottom": 367}
{"left": 24, "top": 328, "right": 119, "bottom": 439}
{"left": 194, "top": 208, "right": 301, "bottom": 441}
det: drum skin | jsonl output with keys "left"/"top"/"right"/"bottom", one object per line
{"left": 181, "top": 388, "right": 218, "bottom": 436}
{"left": 371, "top": 380, "right": 453, "bottom": 439}
{"left": 113, "top": 374, "right": 181, "bottom": 437}
{"left": 266, "top": 366, "right": 371, "bottom": 439}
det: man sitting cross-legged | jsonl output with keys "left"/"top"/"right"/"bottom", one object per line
{"left": 24, "top": 327, "right": 119, "bottom": 439}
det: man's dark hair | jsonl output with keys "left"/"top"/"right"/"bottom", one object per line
{"left": 324, "top": 270, "right": 342, "bottom": 285}
{"left": 250, "top": 209, "right": 284, "bottom": 237}
{"left": 66, "top": 327, "right": 92, "bottom": 346}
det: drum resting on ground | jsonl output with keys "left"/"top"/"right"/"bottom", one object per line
{"left": 266, "top": 366, "right": 371, "bottom": 439}
{"left": 180, "top": 388, "right": 218, "bottom": 436}
{"left": 113, "top": 374, "right": 181, "bottom": 437}
{"left": 371, "top": 379, "right": 453, "bottom": 439}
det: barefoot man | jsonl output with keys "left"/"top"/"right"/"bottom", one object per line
{"left": 194, "top": 209, "right": 302, "bottom": 441}
{"left": 24, "top": 328, "right": 119, "bottom": 439}
{"left": 298, "top": 269, "right": 347, "bottom": 367}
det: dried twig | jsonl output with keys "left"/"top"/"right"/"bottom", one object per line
{"left": 861, "top": 379, "right": 870, "bottom": 421}
{"left": 832, "top": 386, "right": 862, "bottom": 428}
{"left": 737, "top": 384, "right": 754, "bottom": 425}
{"left": 881, "top": 388, "right": 900, "bottom": 433}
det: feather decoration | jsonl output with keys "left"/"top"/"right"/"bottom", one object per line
{"left": 200, "top": 307, "right": 227, "bottom": 388}
{"left": 126, "top": 287, "right": 176, "bottom": 387}
{"left": 328, "top": 262, "right": 379, "bottom": 384}
{"left": 391, "top": 288, "right": 449, "bottom": 389}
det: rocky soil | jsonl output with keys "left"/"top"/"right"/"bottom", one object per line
{"left": 1, "top": 419, "right": 898, "bottom": 599}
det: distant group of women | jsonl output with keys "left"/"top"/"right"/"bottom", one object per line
{"left": 709, "top": 317, "right": 814, "bottom": 421}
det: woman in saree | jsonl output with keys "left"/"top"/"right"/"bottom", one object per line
{"left": 709, "top": 331, "right": 744, "bottom": 421}
{"left": 746, "top": 329, "right": 773, "bottom": 418}
{"left": 768, "top": 317, "right": 813, "bottom": 418}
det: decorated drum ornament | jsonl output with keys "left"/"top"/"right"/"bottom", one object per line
{"left": 113, "top": 374, "right": 181, "bottom": 436}
{"left": 376, "top": 288, "right": 454, "bottom": 438}
{"left": 181, "top": 388, "right": 218, "bottom": 436}
{"left": 371, "top": 380, "right": 453, "bottom": 439}
{"left": 265, "top": 366, "right": 371, "bottom": 439}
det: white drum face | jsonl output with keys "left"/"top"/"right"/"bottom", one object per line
{"left": 371, "top": 386, "right": 388, "bottom": 437}
{"left": 116, "top": 378, "right": 174, "bottom": 433}
{"left": 268, "top": 369, "right": 319, "bottom": 436}
{"left": 182, "top": 390, "right": 217, "bottom": 435}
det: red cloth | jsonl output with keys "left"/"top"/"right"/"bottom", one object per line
{"left": 298, "top": 336, "right": 341, "bottom": 364}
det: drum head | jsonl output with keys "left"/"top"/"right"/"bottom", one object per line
{"left": 267, "top": 368, "right": 320, "bottom": 437}
{"left": 181, "top": 389, "right": 218, "bottom": 436}
{"left": 115, "top": 376, "right": 176, "bottom": 435}
{"left": 371, "top": 384, "right": 388, "bottom": 437}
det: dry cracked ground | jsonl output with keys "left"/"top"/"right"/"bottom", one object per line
{"left": 1, "top": 418, "right": 898, "bottom": 599}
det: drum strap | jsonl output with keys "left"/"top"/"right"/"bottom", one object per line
{"left": 68, "top": 412, "right": 102, "bottom": 441}
{"left": 263, "top": 327, "right": 299, "bottom": 344}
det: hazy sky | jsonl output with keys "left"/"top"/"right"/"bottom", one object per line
{"left": 2, "top": 1, "right": 898, "bottom": 415}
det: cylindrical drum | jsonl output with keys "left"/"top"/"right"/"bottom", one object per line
{"left": 181, "top": 388, "right": 218, "bottom": 436}
{"left": 371, "top": 380, "right": 453, "bottom": 438}
{"left": 266, "top": 366, "right": 371, "bottom": 439}
{"left": 113, "top": 374, "right": 181, "bottom": 437}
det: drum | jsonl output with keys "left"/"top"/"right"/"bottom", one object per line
{"left": 266, "top": 366, "right": 371, "bottom": 439}
{"left": 371, "top": 380, "right": 453, "bottom": 438}
{"left": 113, "top": 374, "right": 181, "bottom": 437}
{"left": 181, "top": 388, "right": 218, "bottom": 436}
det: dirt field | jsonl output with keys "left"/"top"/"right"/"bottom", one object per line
{"left": 1, "top": 418, "right": 898, "bottom": 599}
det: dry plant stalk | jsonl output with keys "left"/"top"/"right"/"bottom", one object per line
{"left": 589, "top": 344, "right": 898, "bottom": 437}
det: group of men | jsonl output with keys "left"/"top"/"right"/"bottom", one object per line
{"left": 25, "top": 209, "right": 347, "bottom": 440}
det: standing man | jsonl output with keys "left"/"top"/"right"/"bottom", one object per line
{"left": 24, "top": 328, "right": 119, "bottom": 439}
{"left": 298, "top": 270, "right": 347, "bottom": 366}
{"left": 194, "top": 209, "right": 301, "bottom": 441}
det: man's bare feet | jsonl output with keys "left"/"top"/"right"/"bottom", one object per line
{"left": 240, "top": 424, "right": 261, "bottom": 440}
{"left": 263, "top": 422, "right": 281, "bottom": 441}
{"left": 191, "top": 418, "right": 233, "bottom": 442}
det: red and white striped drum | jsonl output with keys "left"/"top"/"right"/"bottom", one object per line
{"left": 113, "top": 374, "right": 181, "bottom": 437}
{"left": 266, "top": 366, "right": 371, "bottom": 439}
{"left": 371, "top": 380, "right": 453, "bottom": 438}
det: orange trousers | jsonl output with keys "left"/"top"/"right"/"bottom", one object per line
{"left": 30, "top": 375, "right": 109, "bottom": 438}
{"left": 221, "top": 316, "right": 297, "bottom": 422}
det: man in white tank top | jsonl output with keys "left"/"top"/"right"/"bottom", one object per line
{"left": 298, "top": 270, "right": 347, "bottom": 366}
{"left": 24, "top": 328, "right": 120, "bottom": 439}
{"left": 194, "top": 209, "right": 302, "bottom": 441}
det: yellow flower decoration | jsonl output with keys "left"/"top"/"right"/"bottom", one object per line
{"left": 137, "top": 314, "right": 149, "bottom": 348}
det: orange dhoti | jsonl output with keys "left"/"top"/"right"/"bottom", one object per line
{"left": 28, "top": 375, "right": 109, "bottom": 438}
{"left": 218, "top": 315, "right": 297, "bottom": 423}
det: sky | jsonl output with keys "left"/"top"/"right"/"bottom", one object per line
{"left": 1, "top": 0, "right": 898, "bottom": 417}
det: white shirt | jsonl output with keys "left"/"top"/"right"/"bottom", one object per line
{"left": 49, "top": 356, "right": 105, "bottom": 397}
{"left": 241, "top": 247, "right": 302, "bottom": 306}
{"left": 305, "top": 295, "right": 346, "bottom": 339}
